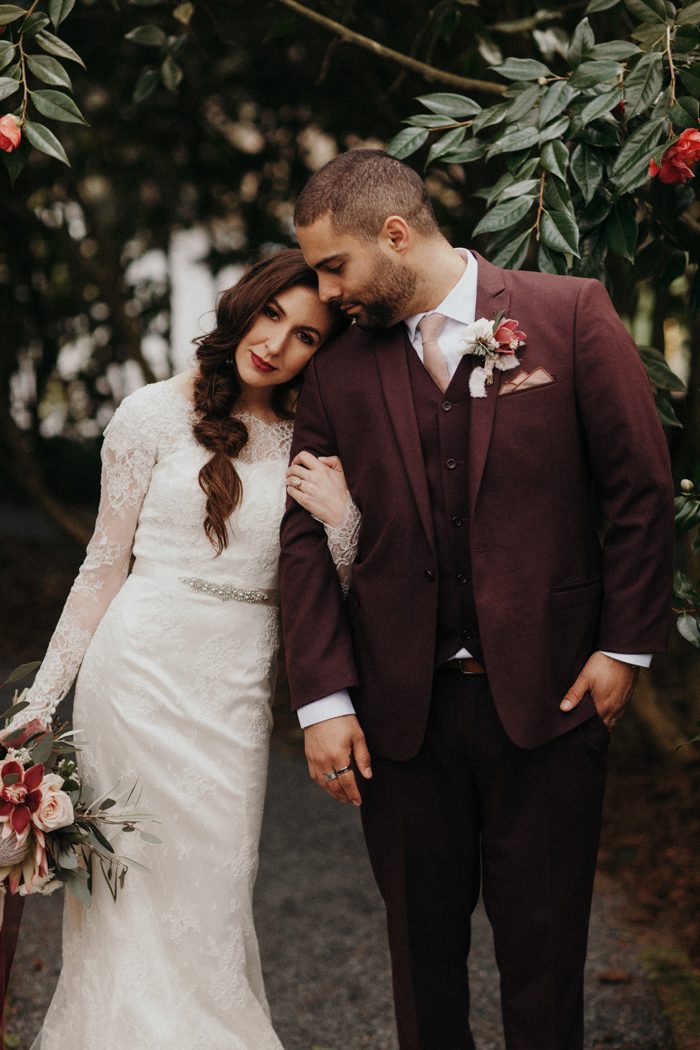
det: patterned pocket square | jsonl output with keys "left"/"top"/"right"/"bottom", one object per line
{"left": 499, "top": 367, "right": 555, "bottom": 396}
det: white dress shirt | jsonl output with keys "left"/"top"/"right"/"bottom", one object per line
{"left": 297, "top": 251, "right": 650, "bottom": 729}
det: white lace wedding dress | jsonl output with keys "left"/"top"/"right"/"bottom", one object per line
{"left": 17, "top": 376, "right": 359, "bottom": 1050}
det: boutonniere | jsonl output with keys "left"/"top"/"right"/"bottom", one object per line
{"left": 458, "top": 312, "right": 527, "bottom": 398}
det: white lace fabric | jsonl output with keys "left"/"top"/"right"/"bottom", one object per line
{"left": 324, "top": 496, "right": 362, "bottom": 595}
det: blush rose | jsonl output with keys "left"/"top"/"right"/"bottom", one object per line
{"left": 0, "top": 114, "right": 21, "bottom": 153}
{"left": 649, "top": 127, "right": 700, "bottom": 185}
{"left": 32, "top": 780, "right": 74, "bottom": 832}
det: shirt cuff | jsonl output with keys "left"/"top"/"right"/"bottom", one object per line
{"left": 599, "top": 651, "right": 652, "bottom": 669}
{"left": 297, "top": 691, "right": 357, "bottom": 728}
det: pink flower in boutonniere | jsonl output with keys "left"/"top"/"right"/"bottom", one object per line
{"left": 459, "top": 311, "right": 527, "bottom": 398}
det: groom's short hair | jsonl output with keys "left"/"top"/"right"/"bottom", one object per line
{"left": 294, "top": 149, "right": 439, "bottom": 240}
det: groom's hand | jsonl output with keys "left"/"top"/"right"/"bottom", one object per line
{"left": 560, "top": 651, "right": 638, "bottom": 729}
{"left": 304, "top": 715, "right": 372, "bottom": 807}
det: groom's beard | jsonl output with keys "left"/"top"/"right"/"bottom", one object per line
{"left": 352, "top": 253, "right": 417, "bottom": 330}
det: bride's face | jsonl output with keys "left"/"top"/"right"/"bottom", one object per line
{"left": 235, "top": 284, "right": 335, "bottom": 392}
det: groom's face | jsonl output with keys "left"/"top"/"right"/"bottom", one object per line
{"left": 297, "top": 217, "right": 417, "bottom": 330}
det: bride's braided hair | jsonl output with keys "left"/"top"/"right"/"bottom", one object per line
{"left": 192, "top": 249, "right": 329, "bottom": 555}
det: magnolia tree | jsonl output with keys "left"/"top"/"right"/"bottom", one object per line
{"left": 1, "top": 0, "right": 700, "bottom": 669}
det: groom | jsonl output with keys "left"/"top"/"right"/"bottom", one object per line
{"left": 279, "top": 149, "right": 674, "bottom": 1050}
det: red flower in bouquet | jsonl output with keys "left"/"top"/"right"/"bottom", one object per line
{"left": 0, "top": 760, "right": 44, "bottom": 842}
{"left": 649, "top": 128, "right": 700, "bottom": 185}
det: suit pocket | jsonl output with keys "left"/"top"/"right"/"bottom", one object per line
{"left": 551, "top": 575, "right": 602, "bottom": 595}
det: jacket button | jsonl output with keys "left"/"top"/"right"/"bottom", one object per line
{"left": 452, "top": 515, "right": 463, "bottom": 527}
{"left": 424, "top": 570, "right": 435, "bottom": 582}
{"left": 456, "top": 573, "right": 471, "bottom": 585}
{"left": 461, "top": 629, "right": 473, "bottom": 641}
{"left": 446, "top": 458, "right": 457, "bottom": 469}
{"left": 441, "top": 401, "right": 452, "bottom": 412}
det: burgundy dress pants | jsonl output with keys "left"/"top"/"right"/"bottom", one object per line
{"left": 360, "top": 668, "right": 609, "bottom": 1050}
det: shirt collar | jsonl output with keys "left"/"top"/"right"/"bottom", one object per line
{"left": 404, "top": 248, "right": 477, "bottom": 342}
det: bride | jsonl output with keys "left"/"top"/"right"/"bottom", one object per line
{"left": 13, "top": 249, "right": 358, "bottom": 1050}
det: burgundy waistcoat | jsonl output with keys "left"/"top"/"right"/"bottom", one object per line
{"left": 405, "top": 339, "right": 483, "bottom": 666}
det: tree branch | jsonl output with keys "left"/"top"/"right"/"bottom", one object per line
{"left": 275, "top": 0, "right": 506, "bottom": 97}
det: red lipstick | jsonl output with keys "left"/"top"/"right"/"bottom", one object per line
{"left": 250, "top": 351, "right": 277, "bottom": 373}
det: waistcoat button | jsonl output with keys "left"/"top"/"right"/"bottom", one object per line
{"left": 441, "top": 401, "right": 452, "bottom": 412}
{"left": 424, "top": 570, "right": 435, "bottom": 582}
{"left": 446, "top": 458, "right": 457, "bottom": 469}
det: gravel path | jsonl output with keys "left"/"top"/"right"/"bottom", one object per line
{"left": 8, "top": 746, "right": 671, "bottom": 1050}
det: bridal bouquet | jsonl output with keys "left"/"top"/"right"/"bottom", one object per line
{"left": 0, "top": 664, "right": 158, "bottom": 924}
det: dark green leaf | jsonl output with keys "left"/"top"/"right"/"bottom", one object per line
{"left": 544, "top": 175, "right": 574, "bottom": 215}
{"left": 638, "top": 345, "right": 686, "bottom": 391}
{"left": 0, "top": 700, "right": 30, "bottom": 724}
{"left": 489, "top": 227, "right": 532, "bottom": 270}
{"left": 441, "top": 138, "right": 486, "bottom": 163}
{"left": 541, "top": 209, "right": 580, "bottom": 255}
{"left": 22, "top": 12, "right": 49, "bottom": 37}
{"left": 677, "top": 612, "right": 700, "bottom": 647}
{"left": 386, "top": 126, "right": 428, "bottom": 160}
{"left": 624, "top": 0, "right": 668, "bottom": 21}
{"left": 630, "top": 21, "right": 667, "bottom": 47}
{"left": 654, "top": 391, "right": 682, "bottom": 428}
{"left": 491, "top": 57, "right": 551, "bottom": 81}
{"left": 605, "top": 201, "right": 637, "bottom": 260}
{"left": 660, "top": 249, "right": 688, "bottom": 285}
{"left": 35, "top": 30, "right": 85, "bottom": 67}
{"left": 569, "top": 60, "right": 622, "bottom": 88}
{"left": 99, "top": 797, "right": 116, "bottom": 810}
{"left": 539, "top": 116, "right": 570, "bottom": 144}
{"left": 0, "top": 41, "right": 16, "bottom": 70}
{"left": 666, "top": 24, "right": 697, "bottom": 54}
{"left": 540, "top": 139, "right": 569, "bottom": 181}
{"left": 26, "top": 54, "right": 72, "bottom": 89}
{"left": 23, "top": 118, "right": 70, "bottom": 164}
{"left": 673, "top": 569, "right": 700, "bottom": 603}
{"left": 31, "top": 87, "right": 88, "bottom": 124}
{"left": 668, "top": 95, "right": 700, "bottom": 130}
{"left": 417, "top": 92, "right": 481, "bottom": 118}
{"left": 578, "top": 192, "right": 613, "bottom": 231}
{"left": 0, "top": 6, "right": 26, "bottom": 26}
{"left": 475, "top": 170, "right": 515, "bottom": 203}
{"left": 609, "top": 117, "right": 665, "bottom": 182}
{"left": 472, "top": 195, "right": 535, "bottom": 236}
{"left": 1, "top": 662, "right": 39, "bottom": 688}
{"left": 1, "top": 139, "right": 28, "bottom": 185}
{"left": 0, "top": 76, "right": 19, "bottom": 100}
{"left": 48, "top": 0, "right": 75, "bottom": 28}
{"left": 486, "top": 125, "right": 539, "bottom": 158}
{"left": 124, "top": 24, "right": 167, "bottom": 47}
{"left": 57, "top": 848, "right": 79, "bottom": 870}
{"left": 677, "top": 1, "right": 700, "bottom": 22}
{"left": 587, "top": 0, "right": 622, "bottom": 10}
{"left": 539, "top": 82, "right": 574, "bottom": 127}
{"left": 576, "top": 121, "right": 620, "bottom": 147}
{"left": 538, "top": 242, "right": 569, "bottom": 274}
{"left": 405, "top": 114, "right": 463, "bottom": 128}
{"left": 132, "top": 65, "right": 159, "bottom": 104}
{"left": 678, "top": 63, "right": 700, "bottom": 96}
{"left": 568, "top": 18, "right": 595, "bottom": 67}
{"left": 498, "top": 178, "right": 540, "bottom": 201}
{"left": 471, "top": 103, "right": 508, "bottom": 134}
{"left": 580, "top": 87, "right": 623, "bottom": 124}
{"left": 29, "top": 731, "right": 54, "bottom": 765}
{"left": 674, "top": 495, "right": 700, "bottom": 530}
{"left": 506, "top": 84, "right": 541, "bottom": 123}
{"left": 425, "top": 126, "right": 465, "bottom": 166}
{"left": 570, "top": 143, "right": 605, "bottom": 203}
{"left": 160, "top": 54, "right": 182, "bottom": 92}
{"left": 625, "top": 52, "right": 664, "bottom": 118}
{"left": 588, "top": 40, "right": 640, "bottom": 59}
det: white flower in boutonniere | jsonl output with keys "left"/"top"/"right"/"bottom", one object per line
{"left": 459, "top": 312, "right": 527, "bottom": 398}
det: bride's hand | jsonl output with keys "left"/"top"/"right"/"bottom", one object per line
{"left": 287, "top": 451, "right": 349, "bottom": 528}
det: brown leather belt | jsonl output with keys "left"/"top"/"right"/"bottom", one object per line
{"left": 443, "top": 657, "right": 487, "bottom": 675}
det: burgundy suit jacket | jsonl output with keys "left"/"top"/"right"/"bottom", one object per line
{"left": 279, "top": 255, "right": 674, "bottom": 757}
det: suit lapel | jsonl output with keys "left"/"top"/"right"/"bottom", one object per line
{"left": 373, "top": 327, "right": 436, "bottom": 553}
{"left": 469, "top": 254, "right": 510, "bottom": 518}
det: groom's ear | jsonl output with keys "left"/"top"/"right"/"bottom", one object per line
{"left": 382, "top": 215, "right": 411, "bottom": 255}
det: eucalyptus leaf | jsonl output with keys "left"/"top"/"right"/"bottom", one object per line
{"left": 625, "top": 52, "right": 664, "bottom": 118}
{"left": 541, "top": 209, "right": 580, "bottom": 255}
{"left": 417, "top": 92, "right": 482, "bottom": 118}
{"left": 31, "top": 87, "right": 88, "bottom": 125}
{"left": 57, "top": 848, "right": 79, "bottom": 870}
{"left": 540, "top": 139, "right": 569, "bottom": 181}
{"left": 139, "top": 830, "right": 162, "bottom": 844}
{"left": 66, "top": 870, "right": 92, "bottom": 906}
{"left": 0, "top": 699, "right": 30, "bottom": 722}
{"left": 30, "top": 731, "right": 54, "bottom": 765}
{"left": 386, "top": 126, "right": 428, "bottom": 160}
{"left": 26, "top": 54, "right": 72, "bottom": 89}
{"left": 570, "top": 143, "right": 605, "bottom": 203}
{"left": 472, "top": 195, "right": 535, "bottom": 236}
{"left": 36, "top": 30, "right": 85, "bottom": 67}
{"left": 23, "top": 118, "right": 70, "bottom": 164}
{"left": 491, "top": 57, "right": 551, "bottom": 81}
{"left": 1, "top": 663, "right": 40, "bottom": 689}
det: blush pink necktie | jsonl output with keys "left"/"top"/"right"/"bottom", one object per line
{"left": 417, "top": 312, "right": 451, "bottom": 393}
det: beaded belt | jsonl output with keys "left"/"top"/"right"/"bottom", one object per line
{"left": 131, "top": 560, "right": 278, "bottom": 606}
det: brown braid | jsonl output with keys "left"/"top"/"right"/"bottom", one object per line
{"left": 192, "top": 249, "right": 344, "bottom": 555}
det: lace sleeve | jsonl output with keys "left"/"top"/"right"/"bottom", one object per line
{"left": 324, "top": 496, "right": 361, "bottom": 596}
{"left": 14, "top": 388, "right": 158, "bottom": 728}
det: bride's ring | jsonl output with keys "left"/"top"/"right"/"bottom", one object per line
{"left": 291, "top": 477, "right": 302, "bottom": 489}
{"left": 323, "top": 769, "right": 339, "bottom": 782}
{"left": 335, "top": 765, "right": 352, "bottom": 776}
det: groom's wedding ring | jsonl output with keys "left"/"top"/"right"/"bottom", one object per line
{"left": 335, "top": 766, "right": 352, "bottom": 776}
{"left": 323, "top": 770, "right": 339, "bottom": 782}
{"left": 291, "top": 476, "right": 302, "bottom": 489}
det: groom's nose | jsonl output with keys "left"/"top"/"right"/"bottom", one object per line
{"left": 318, "top": 273, "right": 341, "bottom": 303}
